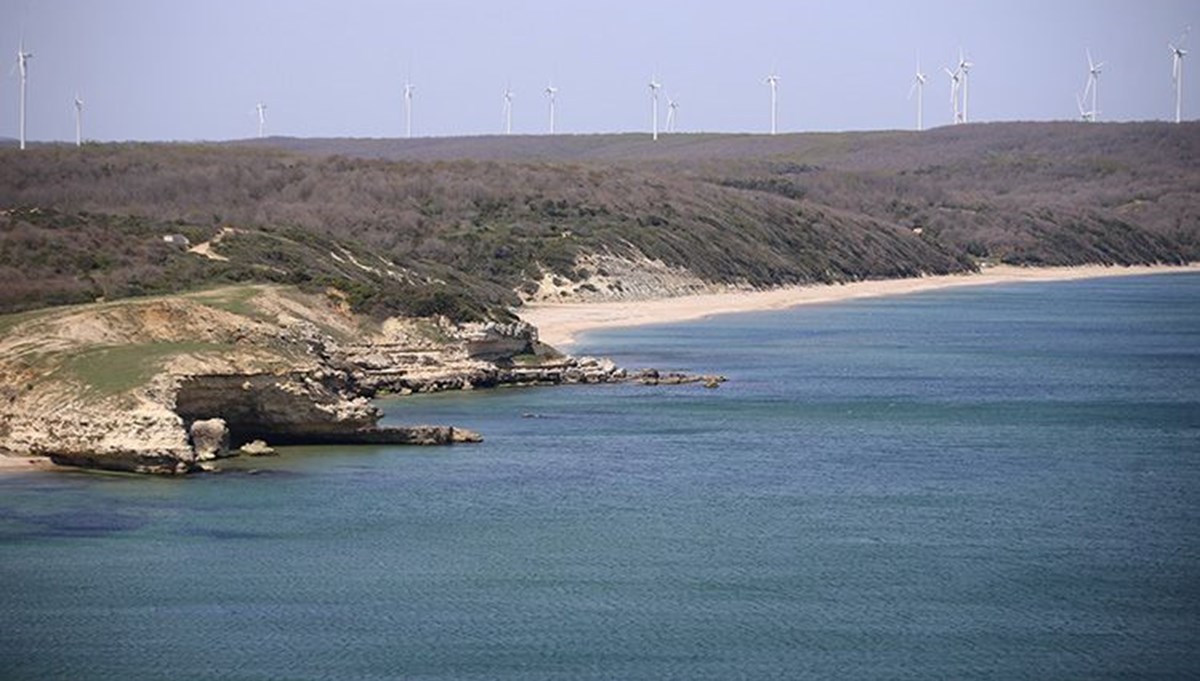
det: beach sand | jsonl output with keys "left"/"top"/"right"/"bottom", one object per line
{"left": 520, "top": 264, "right": 1200, "bottom": 349}
{"left": 0, "top": 453, "right": 55, "bottom": 473}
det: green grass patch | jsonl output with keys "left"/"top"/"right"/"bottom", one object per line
{"left": 65, "top": 341, "right": 228, "bottom": 396}
{"left": 188, "top": 286, "right": 263, "bottom": 319}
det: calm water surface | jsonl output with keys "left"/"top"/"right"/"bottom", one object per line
{"left": 2, "top": 274, "right": 1198, "bottom": 680}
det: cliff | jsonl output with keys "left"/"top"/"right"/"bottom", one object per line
{"left": 0, "top": 287, "right": 492, "bottom": 474}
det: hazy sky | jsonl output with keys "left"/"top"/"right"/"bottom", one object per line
{"left": 1, "top": 0, "right": 1196, "bottom": 142}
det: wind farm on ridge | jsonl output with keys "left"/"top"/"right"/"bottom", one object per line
{"left": 2, "top": 22, "right": 1194, "bottom": 146}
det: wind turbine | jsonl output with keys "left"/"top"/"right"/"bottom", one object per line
{"left": 957, "top": 48, "right": 973, "bottom": 123}
{"left": 544, "top": 83, "right": 558, "bottom": 134}
{"left": 665, "top": 96, "right": 678, "bottom": 133}
{"left": 502, "top": 85, "right": 514, "bottom": 135}
{"left": 649, "top": 77, "right": 662, "bottom": 140}
{"left": 1171, "top": 27, "right": 1190, "bottom": 123}
{"left": 74, "top": 94, "right": 83, "bottom": 146}
{"left": 944, "top": 65, "right": 962, "bottom": 124}
{"left": 908, "top": 59, "right": 927, "bottom": 131}
{"left": 16, "top": 40, "right": 32, "bottom": 150}
{"left": 255, "top": 102, "right": 267, "bottom": 138}
{"left": 1082, "top": 49, "right": 1104, "bottom": 122}
{"left": 765, "top": 73, "right": 780, "bottom": 135}
{"left": 403, "top": 81, "right": 415, "bottom": 138}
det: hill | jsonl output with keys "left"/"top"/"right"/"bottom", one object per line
{"left": 2, "top": 122, "right": 1197, "bottom": 319}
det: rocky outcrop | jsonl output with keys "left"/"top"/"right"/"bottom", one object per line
{"left": 239, "top": 439, "right": 277, "bottom": 456}
{"left": 632, "top": 369, "right": 727, "bottom": 388}
{"left": 20, "top": 402, "right": 202, "bottom": 475}
{"left": 461, "top": 320, "right": 538, "bottom": 361}
{"left": 174, "top": 373, "right": 374, "bottom": 445}
{"left": 190, "top": 418, "right": 231, "bottom": 460}
{"left": 172, "top": 372, "right": 481, "bottom": 448}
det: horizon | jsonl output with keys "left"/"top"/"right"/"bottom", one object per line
{"left": 2, "top": 119, "right": 1196, "bottom": 148}
{"left": 1, "top": 0, "right": 1197, "bottom": 143}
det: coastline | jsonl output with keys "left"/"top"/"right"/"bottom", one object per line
{"left": 519, "top": 263, "right": 1200, "bottom": 349}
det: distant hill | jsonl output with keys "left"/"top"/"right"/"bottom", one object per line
{"left": 2, "top": 122, "right": 1197, "bottom": 319}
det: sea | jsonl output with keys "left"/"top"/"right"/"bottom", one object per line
{"left": 2, "top": 273, "right": 1198, "bottom": 680}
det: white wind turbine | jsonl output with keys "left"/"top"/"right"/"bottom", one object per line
{"left": 503, "top": 85, "right": 514, "bottom": 135}
{"left": 74, "top": 93, "right": 83, "bottom": 146}
{"left": 765, "top": 73, "right": 780, "bottom": 135}
{"left": 255, "top": 102, "right": 267, "bottom": 138}
{"left": 544, "top": 83, "right": 558, "bottom": 134}
{"left": 16, "top": 40, "right": 33, "bottom": 150}
{"left": 944, "top": 65, "right": 962, "bottom": 124}
{"left": 404, "top": 81, "right": 415, "bottom": 138}
{"left": 908, "top": 59, "right": 927, "bottom": 131}
{"left": 1171, "top": 27, "right": 1190, "bottom": 123}
{"left": 649, "top": 77, "right": 662, "bottom": 140}
{"left": 1082, "top": 49, "right": 1104, "bottom": 122}
{"left": 957, "top": 48, "right": 973, "bottom": 123}
{"left": 665, "top": 96, "right": 678, "bottom": 133}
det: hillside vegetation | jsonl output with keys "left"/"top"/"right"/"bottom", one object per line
{"left": 2, "top": 122, "right": 1197, "bottom": 319}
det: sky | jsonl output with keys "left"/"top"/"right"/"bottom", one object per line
{"left": 0, "top": 0, "right": 1196, "bottom": 142}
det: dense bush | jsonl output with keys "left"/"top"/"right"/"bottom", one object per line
{"left": 1, "top": 122, "right": 1196, "bottom": 318}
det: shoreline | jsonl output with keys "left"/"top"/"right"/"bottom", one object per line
{"left": 519, "top": 263, "right": 1200, "bottom": 349}
{"left": 0, "top": 453, "right": 56, "bottom": 474}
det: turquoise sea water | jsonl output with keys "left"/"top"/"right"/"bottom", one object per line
{"left": 2, "top": 273, "right": 1199, "bottom": 680}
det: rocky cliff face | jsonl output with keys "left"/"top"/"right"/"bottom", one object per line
{"left": 174, "top": 373, "right": 375, "bottom": 445}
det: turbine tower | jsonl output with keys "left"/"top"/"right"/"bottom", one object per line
{"left": 255, "top": 102, "right": 267, "bottom": 139}
{"left": 404, "top": 81, "right": 415, "bottom": 138}
{"left": 957, "top": 48, "right": 973, "bottom": 123}
{"left": 16, "top": 40, "right": 33, "bottom": 150}
{"left": 665, "top": 97, "right": 678, "bottom": 133}
{"left": 1083, "top": 49, "right": 1104, "bottom": 122}
{"left": 765, "top": 73, "right": 780, "bottom": 135}
{"left": 1076, "top": 92, "right": 1095, "bottom": 123}
{"left": 944, "top": 65, "right": 962, "bottom": 124}
{"left": 908, "top": 59, "right": 927, "bottom": 131}
{"left": 544, "top": 83, "right": 558, "bottom": 134}
{"left": 649, "top": 77, "right": 662, "bottom": 140}
{"left": 503, "top": 85, "right": 514, "bottom": 135}
{"left": 1171, "top": 28, "right": 1190, "bottom": 123}
{"left": 74, "top": 94, "right": 83, "bottom": 147}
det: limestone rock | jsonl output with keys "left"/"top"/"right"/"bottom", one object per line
{"left": 239, "top": 439, "right": 277, "bottom": 456}
{"left": 189, "top": 418, "right": 230, "bottom": 460}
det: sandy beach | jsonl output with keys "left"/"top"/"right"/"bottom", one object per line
{"left": 520, "top": 264, "right": 1200, "bottom": 349}
{"left": 0, "top": 453, "right": 55, "bottom": 473}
